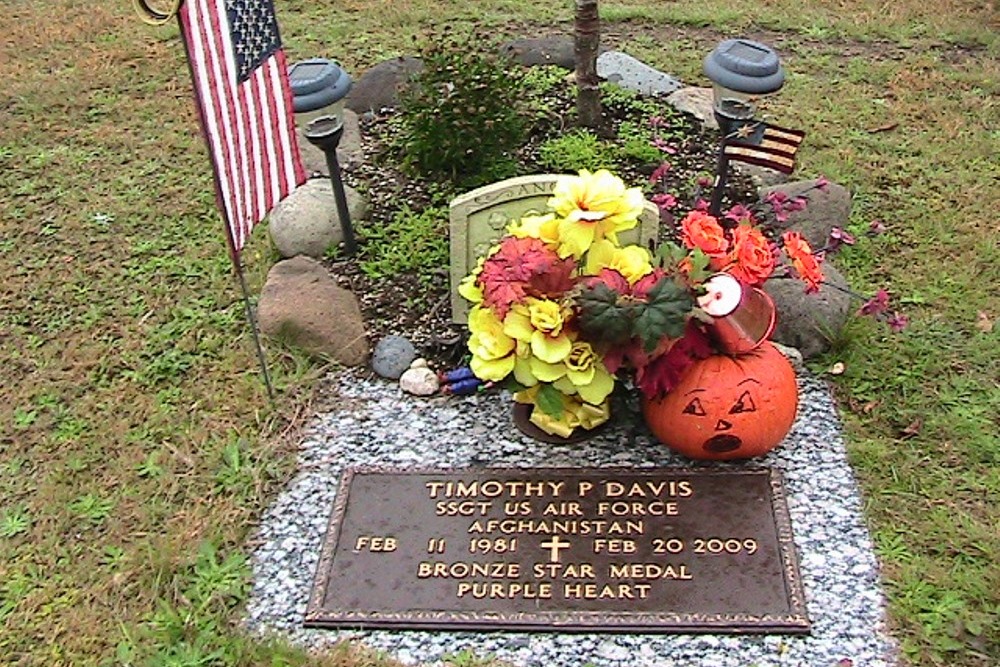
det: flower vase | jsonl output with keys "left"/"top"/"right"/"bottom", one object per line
{"left": 511, "top": 402, "right": 609, "bottom": 444}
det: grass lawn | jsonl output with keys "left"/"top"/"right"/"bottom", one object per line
{"left": 0, "top": 1, "right": 996, "bottom": 666}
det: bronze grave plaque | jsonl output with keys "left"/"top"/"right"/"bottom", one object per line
{"left": 305, "top": 467, "right": 809, "bottom": 633}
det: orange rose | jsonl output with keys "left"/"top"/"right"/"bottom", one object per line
{"left": 782, "top": 231, "right": 824, "bottom": 292}
{"left": 680, "top": 211, "right": 728, "bottom": 258}
{"left": 724, "top": 224, "right": 775, "bottom": 286}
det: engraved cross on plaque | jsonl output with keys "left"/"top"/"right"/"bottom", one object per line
{"left": 540, "top": 535, "right": 572, "bottom": 563}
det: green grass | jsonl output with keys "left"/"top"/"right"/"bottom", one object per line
{"left": 1, "top": 0, "right": 997, "bottom": 666}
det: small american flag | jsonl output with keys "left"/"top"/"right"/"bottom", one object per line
{"left": 724, "top": 122, "right": 805, "bottom": 174}
{"left": 179, "top": 0, "right": 306, "bottom": 256}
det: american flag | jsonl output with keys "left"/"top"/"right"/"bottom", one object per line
{"left": 179, "top": 0, "right": 306, "bottom": 256}
{"left": 723, "top": 122, "right": 805, "bottom": 174}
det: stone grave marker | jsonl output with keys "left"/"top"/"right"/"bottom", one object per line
{"left": 449, "top": 174, "right": 660, "bottom": 323}
{"left": 306, "top": 467, "right": 809, "bottom": 633}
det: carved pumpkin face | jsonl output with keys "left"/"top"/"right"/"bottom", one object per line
{"left": 642, "top": 342, "right": 798, "bottom": 460}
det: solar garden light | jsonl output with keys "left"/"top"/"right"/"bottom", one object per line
{"left": 703, "top": 39, "right": 784, "bottom": 135}
{"left": 702, "top": 39, "right": 784, "bottom": 215}
{"left": 289, "top": 58, "right": 357, "bottom": 255}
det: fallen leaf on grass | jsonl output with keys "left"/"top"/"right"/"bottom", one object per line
{"left": 862, "top": 400, "right": 881, "bottom": 414}
{"left": 974, "top": 311, "right": 993, "bottom": 333}
{"left": 866, "top": 122, "right": 898, "bottom": 133}
{"left": 899, "top": 418, "right": 923, "bottom": 439}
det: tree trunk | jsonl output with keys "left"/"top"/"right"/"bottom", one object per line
{"left": 574, "top": 0, "right": 601, "bottom": 129}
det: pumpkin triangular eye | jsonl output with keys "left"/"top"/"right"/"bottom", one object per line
{"left": 682, "top": 397, "right": 707, "bottom": 416}
{"left": 729, "top": 390, "right": 757, "bottom": 414}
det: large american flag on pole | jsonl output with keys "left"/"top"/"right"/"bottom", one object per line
{"left": 178, "top": 0, "right": 306, "bottom": 256}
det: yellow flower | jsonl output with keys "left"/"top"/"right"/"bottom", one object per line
{"left": 548, "top": 170, "right": 645, "bottom": 258}
{"left": 525, "top": 342, "right": 616, "bottom": 406}
{"left": 552, "top": 342, "right": 616, "bottom": 405}
{"left": 502, "top": 299, "right": 573, "bottom": 364}
{"left": 507, "top": 212, "right": 560, "bottom": 245}
{"left": 467, "top": 306, "right": 516, "bottom": 381}
{"left": 584, "top": 240, "right": 653, "bottom": 284}
{"left": 458, "top": 257, "right": 485, "bottom": 304}
{"left": 513, "top": 385, "right": 612, "bottom": 437}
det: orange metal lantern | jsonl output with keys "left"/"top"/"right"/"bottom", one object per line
{"left": 642, "top": 342, "right": 798, "bottom": 460}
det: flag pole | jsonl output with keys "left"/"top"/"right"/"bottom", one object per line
{"left": 708, "top": 137, "right": 731, "bottom": 218}
{"left": 235, "top": 254, "right": 277, "bottom": 405}
{"left": 172, "top": 7, "right": 280, "bottom": 406}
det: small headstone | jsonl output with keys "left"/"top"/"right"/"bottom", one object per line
{"left": 597, "top": 51, "right": 683, "bottom": 97}
{"left": 372, "top": 335, "right": 418, "bottom": 380}
{"left": 268, "top": 178, "right": 369, "bottom": 259}
{"left": 344, "top": 56, "right": 423, "bottom": 113}
{"left": 449, "top": 174, "right": 660, "bottom": 323}
{"left": 760, "top": 179, "right": 852, "bottom": 250}
{"left": 665, "top": 86, "right": 719, "bottom": 130}
{"left": 258, "top": 256, "right": 368, "bottom": 365}
{"left": 766, "top": 263, "right": 852, "bottom": 359}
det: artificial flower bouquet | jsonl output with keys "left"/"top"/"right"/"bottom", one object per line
{"left": 458, "top": 169, "right": 825, "bottom": 438}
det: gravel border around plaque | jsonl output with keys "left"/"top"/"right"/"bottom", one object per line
{"left": 243, "top": 370, "right": 898, "bottom": 667}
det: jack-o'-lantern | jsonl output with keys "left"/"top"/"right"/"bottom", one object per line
{"left": 642, "top": 342, "right": 798, "bottom": 460}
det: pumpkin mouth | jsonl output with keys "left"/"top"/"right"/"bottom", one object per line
{"left": 703, "top": 434, "right": 743, "bottom": 453}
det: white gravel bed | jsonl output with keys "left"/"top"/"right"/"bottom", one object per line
{"left": 243, "top": 369, "right": 898, "bottom": 667}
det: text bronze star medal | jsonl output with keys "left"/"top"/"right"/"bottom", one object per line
{"left": 305, "top": 467, "right": 810, "bottom": 633}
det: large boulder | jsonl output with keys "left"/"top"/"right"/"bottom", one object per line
{"left": 298, "top": 108, "right": 364, "bottom": 174}
{"left": 267, "top": 178, "right": 368, "bottom": 259}
{"left": 665, "top": 87, "right": 718, "bottom": 130}
{"left": 760, "top": 179, "right": 852, "bottom": 250}
{"left": 597, "top": 51, "right": 682, "bottom": 97}
{"left": 344, "top": 56, "right": 423, "bottom": 113}
{"left": 499, "top": 37, "right": 580, "bottom": 69}
{"left": 258, "top": 256, "right": 368, "bottom": 365}
{"left": 765, "top": 263, "right": 852, "bottom": 359}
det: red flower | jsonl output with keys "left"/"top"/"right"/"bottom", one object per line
{"left": 725, "top": 224, "right": 775, "bottom": 287}
{"left": 782, "top": 231, "right": 824, "bottom": 293}
{"left": 680, "top": 211, "right": 728, "bottom": 259}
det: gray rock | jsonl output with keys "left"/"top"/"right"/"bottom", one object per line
{"left": 499, "top": 37, "right": 581, "bottom": 70}
{"left": 267, "top": 178, "right": 368, "bottom": 259}
{"left": 733, "top": 161, "right": 790, "bottom": 188}
{"left": 298, "top": 108, "right": 363, "bottom": 174}
{"left": 399, "top": 366, "right": 439, "bottom": 396}
{"left": 760, "top": 179, "right": 852, "bottom": 250}
{"left": 766, "top": 263, "right": 852, "bottom": 359}
{"left": 597, "top": 51, "right": 682, "bottom": 97}
{"left": 257, "top": 256, "right": 368, "bottom": 365}
{"left": 665, "top": 86, "right": 718, "bottom": 129}
{"left": 344, "top": 56, "right": 423, "bottom": 113}
{"left": 770, "top": 341, "right": 805, "bottom": 369}
{"left": 371, "top": 335, "right": 417, "bottom": 380}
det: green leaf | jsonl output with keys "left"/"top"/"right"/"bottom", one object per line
{"left": 655, "top": 241, "right": 688, "bottom": 268}
{"left": 536, "top": 383, "right": 565, "bottom": 419}
{"left": 634, "top": 279, "right": 694, "bottom": 351}
{"left": 577, "top": 283, "right": 634, "bottom": 345}
{"left": 686, "top": 248, "right": 712, "bottom": 283}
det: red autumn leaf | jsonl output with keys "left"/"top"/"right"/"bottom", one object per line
{"left": 478, "top": 237, "right": 573, "bottom": 318}
{"left": 635, "top": 322, "right": 713, "bottom": 399}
